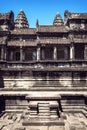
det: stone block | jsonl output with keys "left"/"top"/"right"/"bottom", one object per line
{"left": 15, "top": 127, "right": 26, "bottom": 130}
{"left": 69, "top": 124, "right": 86, "bottom": 130}
{"left": 49, "top": 126, "right": 65, "bottom": 130}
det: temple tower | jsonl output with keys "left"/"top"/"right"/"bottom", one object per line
{"left": 53, "top": 12, "right": 63, "bottom": 26}
{"left": 15, "top": 10, "right": 29, "bottom": 28}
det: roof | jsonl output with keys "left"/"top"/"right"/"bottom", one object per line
{"left": 74, "top": 38, "right": 87, "bottom": 43}
{"left": 32, "top": 66, "right": 87, "bottom": 72}
{"left": 37, "top": 25, "right": 68, "bottom": 33}
{"left": 8, "top": 40, "right": 37, "bottom": 46}
{"left": 71, "top": 13, "right": 87, "bottom": 20}
{"left": 0, "top": 11, "right": 14, "bottom": 20}
{"left": 64, "top": 10, "right": 87, "bottom": 20}
{"left": 15, "top": 10, "right": 29, "bottom": 28}
{"left": 7, "top": 38, "right": 70, "bottom": 46}
{"left": 11, "top": 28, "right": 36, "bottom": 35}
{"left": 39, "top": 38, "right": 70, "bottom": 44}
{"left": 53, "top": 13, "right": 63, "bottom": 26}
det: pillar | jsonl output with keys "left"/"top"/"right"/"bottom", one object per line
{"left": 64, "top": 47, "right": 68, "bottom": 60}
{"left": 37, "top": 46, "right": 40, "bottom": 61}
{"left": 84, "top": 45, "right": 87, "bottom": 60}
{"left": 70, "top": 43, "right": 75, "bottom": 60}
{"left": 46, "top": 72, "right": 49, "bottom": 85}
{"left": 4, "top": 47, "right": 7, "bottom": 60}
{"left": 20, "top": 46, "right": 23, "bottom": 61}
{"left": 10, "top": 51, "right": 13, "bottom": 61}
{"left": 53, "top": 46, "right": 57, "bottom": 60}
{"left": 22, "top": 51, "right": 25, "bottom": 61}
{"left": 1, "top": 46, "right": 4, "bottom": 60}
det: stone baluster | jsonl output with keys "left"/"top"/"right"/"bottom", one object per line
{"left": 84, "top": 45, "right": 87, "bottom": 60}
{"left": 20, "top": 46, "right": 23, "bottom": 61}
{"left": 22, "top": 51, "right": 25, "bottom": 61}
{"left": 53, "top": 46, "right": 57, "bottom": 60}
{"left": 4, "top": 47, "right": 7, "bottom": 60}
{"left": 46, "top": 72, "right": 49, "bottom": 85}
{"left": 37, "top": 46, "right": 40, "bottom": 61}
{"left": 70, "top": 43, "right": 75, "bottom": 60}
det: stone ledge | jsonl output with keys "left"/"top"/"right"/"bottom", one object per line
{"left": 22, "top": 119, "right": 65, "bottom": 126}
{"left": 26, "top": 94, "right": 61, "bottom": 100}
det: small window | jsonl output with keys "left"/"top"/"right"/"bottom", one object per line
{"left": 32, "top": 51, "right": 37, "bottom": 60}
{"left": 57, "top": 47, "right": 69, "bottom": 60}
{"left": 24, "top": 49, "right": 37, "bottom": 61}
{"left": 13, "top": 51, "right": 20, "bottom": 61}
{"left": 0, "top": 48, "right": 1, "bottom": 60}
{"left": 75, "top": 44, "right": 84, "bottom": 59}
{"left": 41, "top": 47, "right": 53, "bottom": 60}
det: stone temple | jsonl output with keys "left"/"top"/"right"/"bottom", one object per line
{"left": 0, "top": 10, "right": 87, "bottom": 130}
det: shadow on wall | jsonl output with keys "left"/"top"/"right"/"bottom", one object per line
{"left": 0, "top": 96, "right": 5, "bottom": 114}
{"left": 0, "top": 75, "right": 4, "bottom": 88}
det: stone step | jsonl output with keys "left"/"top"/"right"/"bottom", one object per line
{"left": 39, "top": 110, "right": 50, "bottom": 113}
{"left": 39, "top": 106, "right": 50, "bottom": 109}
{"left": 38, "top": 103, "right": 50, "bottom": 116}
{"left": 38, "top": 103, "right": 49, "bottom": 106}
{"left": 39, "top": 107, "right": 50, "bottom": 109}
{"left": 39, "top": 113, "right": 50, "bottom": 116}
{"left": 39, "top": 107, "right": 50, "bottom": 110}
{"left": 30, "top": 112, "right": 37, "bottom": 115}
{"left": 38, "top": 103, "right": 50, "bottom": 107}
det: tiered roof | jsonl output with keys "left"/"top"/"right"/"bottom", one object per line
{"left": 71, "top": 13, "right": 87, "bottom": 20}
{"left": 9, "top": 11, "right": 69, "bottom": 46}
{"left": 15, "top": 10, "right": 29, "bottom": 29}
{"left": 39, "top": 38, "right": 70, "bottom": 45}
{"left": 8, "top": 40, "right": 37, "bottom": 46}
{"left": 64, "top": 10, "right": 87, "bottom": 20}
{"left": 73, "top": 38, "right": 87, "bottom": 43}
{"left": 1, "top": 10, "right": 87, "bottom": 47}
{"left": 37, "top": 25, "right": 67, "bottom": 33}
{"left": 11, "top": 28, "right": 36, "bottom": 35}
{"left": 0, "top": 11, "right": 14, "bottom": 20}
{"left": 53, "top": 13, "right": 63, "bottom": 26}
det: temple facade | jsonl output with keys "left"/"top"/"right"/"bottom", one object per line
{"left": 0, "top": 10, "right": 87, "bottom": 130}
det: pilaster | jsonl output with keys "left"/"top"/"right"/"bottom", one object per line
{"left": 1, "top": 46, "right": 4, "bottom": 60}
{"left": 10, "top": 51, "right": 13, "bottom": 61}
{"left": 70, "top": 43, "right": 75, "bottom": 60}
{"left": 20, "top": 46, "right": 23, "bottom": 61}
{"left": 64, "top": 47, "right": 68, "bottom": 60}
{"left": 37, "top": 46, "right": 40, "bottom": 61}
{"left": 84, "top": 45, "right": 87, "bottom": 60}
{"left": 53, "top": 46, "right": 57, "bottom": 60}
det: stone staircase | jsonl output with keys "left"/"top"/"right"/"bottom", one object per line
{"left": 38, "top": 103, "right": 50, "bottom": 118}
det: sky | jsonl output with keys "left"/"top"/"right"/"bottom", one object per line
{"left": 0, "top": 0, "right": 87, "bottom": 28}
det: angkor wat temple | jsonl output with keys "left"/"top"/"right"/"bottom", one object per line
{"left": 0, "top": 10, "right": 87, "bottom": 130}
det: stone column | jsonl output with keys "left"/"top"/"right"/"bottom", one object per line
{"left": 53, "top": 46, "right": 57, "bottom": 60}
{"left": 10, "top": 51, "right": 13, "bottom": 61}
{"left": 37, "top": 46, "right": 40, "bottom": 61}
{"left": 70, "top": 43, "right": 75, "bottom": 60}
{"left": 22, "top": 51, "right": 25, "bottom": 61}
{"left": 1, "top": 46, "right": 4, "bottom": 60}
{"left": 46, "top": 72, "right": 49, "bottom": 85}
{"left": 20, "top": 46, "right": 23, "bottom": 61}
{"left": 64, "top": 47, "right": 68, "bottom": 60}
{"left": 4, "top": 47, "right": 7, "bottom": 60}
{"left": 84, "top": 45, "right": 87, "bottom": 60}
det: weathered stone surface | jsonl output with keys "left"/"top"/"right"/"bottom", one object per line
{"left": 0, "top": 10, "right": 87, "bottom": 130}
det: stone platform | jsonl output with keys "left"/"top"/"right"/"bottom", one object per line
{"left": 22, "top": 118, "right": 65, "bottom": 130}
